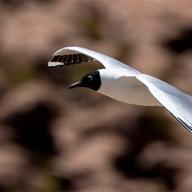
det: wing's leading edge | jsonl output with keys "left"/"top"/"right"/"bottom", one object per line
{"left": 48, "top": 46, "right": 140, "bottom": 76}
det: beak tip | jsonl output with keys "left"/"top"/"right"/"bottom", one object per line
{"left": 67, "top": 81, "right": 81, "bottom": 89}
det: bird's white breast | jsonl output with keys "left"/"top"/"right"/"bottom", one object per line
{"left": 98, "top": 71, "right": 161, "bottom": 106}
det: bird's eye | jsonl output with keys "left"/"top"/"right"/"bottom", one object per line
{"left": 88, "top": 76, "right": 93, "bottom": 81}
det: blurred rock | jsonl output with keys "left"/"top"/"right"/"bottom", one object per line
{"left": 0, "top": 145, "right": 26, "bottom": 187}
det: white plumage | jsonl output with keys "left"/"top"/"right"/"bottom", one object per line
{"left": 48, "top": 46, "right": 192, "bottom": 133}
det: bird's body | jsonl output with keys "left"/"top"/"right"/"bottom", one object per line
{"left": 98, "top": 69, "right": 161, "bottom": 106}
{"left": 48, "top": 46, "right": 192, "bottom": 133}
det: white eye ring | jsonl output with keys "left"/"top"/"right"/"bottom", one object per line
{"left": 88, "top": 76, "right": 93, "bottom": 81}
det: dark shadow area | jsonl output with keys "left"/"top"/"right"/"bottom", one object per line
{"left": 0, "top": 0, "right": 55, "bottom": 8}
{"left": 115, "top": 157, "right": 178, "bottom": 191}
{"left": 163, "top": 26, "right": 192, "bottom": 54}
{"left": 0, "top": 186, "right": 6, "bottom": 192}
{"left": 54, "top": 175, "right": 75, "bottom": 192}
{"left": 1, "top": 102, "right": 59, "bottom": 166}
{"left": 112, "top": 112, "right": 179, "bottom": 191}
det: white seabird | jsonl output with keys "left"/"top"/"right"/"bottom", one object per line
{"left": 48, "top": 46, "right": 192, "bottom": 133}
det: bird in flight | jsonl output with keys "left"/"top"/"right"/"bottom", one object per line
{"left": 48, "top": 46, "right": 192, "bottom": 133}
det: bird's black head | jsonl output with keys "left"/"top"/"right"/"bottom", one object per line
{"left": 68, "top": 71, "right": 101, "bottom": 91}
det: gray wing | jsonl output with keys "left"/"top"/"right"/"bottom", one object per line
{"left": 137, "top": 74, "right": 192, "bottom": 133}
{"left": 48, "top": 46, "right": 140, "bottom": 76}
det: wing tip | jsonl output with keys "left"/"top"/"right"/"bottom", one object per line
{"left": 48, "top": 61, "right": 64, "bottom": 67}
{"left": 48, "top": 52, "right": 95, "bottom": 68}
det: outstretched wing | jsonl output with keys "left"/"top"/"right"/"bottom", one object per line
{"left": 48, "top": 46, "right": 140, "bottom": 76}
{"left": 137, "top": 74, "right": 192, "bottom": 133}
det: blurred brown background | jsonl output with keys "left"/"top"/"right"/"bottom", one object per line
{"left": 0, "top": 0, "right": 192, "bottom": 191}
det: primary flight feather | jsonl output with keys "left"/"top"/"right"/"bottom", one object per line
{"left": 48, "top": 46, "right": 192, "bottom": 133}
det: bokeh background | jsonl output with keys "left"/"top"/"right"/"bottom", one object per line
{"left": 0, "top": 0, "right": 192, "bottom": 191}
